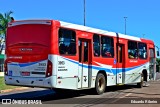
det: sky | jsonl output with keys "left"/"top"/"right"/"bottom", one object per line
{"left": 0, "top": 0, "right": 160, "bottom": 52}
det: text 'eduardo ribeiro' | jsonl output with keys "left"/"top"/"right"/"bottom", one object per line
{"left": 131, "top": 99, "right": 158, "bottom": 104}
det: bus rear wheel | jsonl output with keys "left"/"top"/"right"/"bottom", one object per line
{"left": 95, "top": 73, "right": 106, "bottom": 95}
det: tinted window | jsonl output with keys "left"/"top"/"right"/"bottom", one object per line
{"left": 59, "top": 28, "right": 76, "bottom": 55}
{"left": 93, "top": 34, "right": 100, "bottom": 57}
{"left": 138, "top": 42, "right": 147, "bottom": 59}
{"left": 78, "top": 40, "right": 82, "bottom": 62}
{"left": 84, "top": 42, "right": 88, "bottom": 62}
{"left": 128, "top": 41, "right": 138, "bottom": 59}
{"left": 149, "top": 48, "right": 154, "bottom": 58}
{"left": 101, "top": 36, "right": 114, "bottom": 57}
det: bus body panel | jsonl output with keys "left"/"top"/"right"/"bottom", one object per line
{"left": 55, "top": 55, "right": 79, "bottom": 89}
{"left": 5, "top": 75, "right": 57, "bottom": 88}
{"left": 5, "top": 20, "right": 156, "bottom": 91}
{"left": 7, "top": 60, "right": 47, "bottom": 77}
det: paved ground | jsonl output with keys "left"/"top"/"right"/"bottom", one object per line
{"left": 156, "top": 72, "right": 160, "bottom": 80}
{"left": 0, "top": 80, "right": 160, "bottom": 107}
{"left": 0, "top": 72, "right": 160, "bottom": 107}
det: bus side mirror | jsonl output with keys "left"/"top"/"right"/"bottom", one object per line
{"left": 157, "top": 51, "right": 159, "bottom": 56}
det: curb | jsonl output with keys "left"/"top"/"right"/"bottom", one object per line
{"left": 0, "top": 87, "right": 30, "bottom": 93}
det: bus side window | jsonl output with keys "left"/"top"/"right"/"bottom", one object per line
{"left": 128, "top": 41, "right": 138, "bottom": 59}
{"left": 59, "top": 43, "right": 66, "bottom": 54}
{"left": 84, "top": 42, "right": 88, "bottom": 62}
{"left": 138, "top": 42, "right": 147, "bottom": 59}
{"left": 101, "top": 36, "right": 114, "bottom": 58}
{"left": 58, "top": 28, "right": 76, "bottom": 55}
{"left": 93, "top": 34, "right": 100, "bottom": 57}
{"left": 68, "top": 39, "right": 76, "bottom": 54}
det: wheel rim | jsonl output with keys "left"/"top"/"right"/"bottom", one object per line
{"left": 98, "top": 77, "right": 105, "bottom": 91}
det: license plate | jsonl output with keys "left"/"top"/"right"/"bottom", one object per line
{"left": 21, "top": 72, "right": 30, "bottom": 76}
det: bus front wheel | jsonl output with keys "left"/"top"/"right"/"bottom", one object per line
{"left": 137, "top": 74, "right": 144, "bottom": 88}
{"left": 95, "top": 73, "right": 106, "bottom": 95}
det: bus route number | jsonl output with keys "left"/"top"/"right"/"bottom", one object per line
{"left": 39, "top": 63, "right": 46, "bottom": 66}
{"left": 58, "top": 61, "right": 65, "bottom": 65}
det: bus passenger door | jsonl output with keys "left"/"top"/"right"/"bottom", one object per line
{"left": 78, "top": 39, "right": 91, "bottom": 88}
{"left": 149, "top": 48, "right": 155, "bottom": 80}
{"left": 116, "top": 44, "right": 125, "bottom": 84}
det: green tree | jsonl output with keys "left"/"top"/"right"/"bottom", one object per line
{"left": 157, "top": 58, "right": 160, "bottom": 66}
{"left": 156, "top": 58, "right": 160, "bottom": 72}
{"left": 0, "top": 11, "right": 13, "bottom": 37}
{"left": 0, "top": 11, "right": 13, "bottom": 53}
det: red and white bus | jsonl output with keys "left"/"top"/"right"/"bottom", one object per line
{"left": 5, "top": 20, "right": 157, "bottom": 94}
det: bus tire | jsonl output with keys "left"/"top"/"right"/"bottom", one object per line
{"left": 137, "top": 74, "right": 144, "bottom": 88}
{"left": 95, "top": 73, "right": 106, "bottom": 95}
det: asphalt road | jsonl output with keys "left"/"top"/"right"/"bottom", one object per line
{"left": 0, "top": 79, "right": 160, "bottom": 107}
{"left": 0, "top": 72, "right": 160, "bottom": 107}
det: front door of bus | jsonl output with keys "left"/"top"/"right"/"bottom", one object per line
{"left": 78, "top": 39, "right": 91, "bottom": 88}
{"left": 117, "top": 44, "right": 125, "bottom": 84}
{"left": 149, "top": 48, "right": 155, "bottom": 80}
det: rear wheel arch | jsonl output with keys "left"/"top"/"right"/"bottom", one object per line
{"left": 97, "top": 70, "right": 107, "bottom": 81}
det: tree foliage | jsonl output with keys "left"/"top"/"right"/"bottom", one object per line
{"left": 157, "top": 58, "right": 160, "bottom": 66}
{"left": 0, "top": 11, "right": 13, "bottom": 54}
{"left": 0, "top": 11, "right": 13, "bottom": 37}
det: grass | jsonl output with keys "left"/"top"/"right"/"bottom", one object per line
{"left": 0, "top": 76, "right": 20, "bottom": 90}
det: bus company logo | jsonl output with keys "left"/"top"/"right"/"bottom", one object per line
{"left": 119, "top": 39, "right": 123, "bottom": 42}
{"left": 20, "top": 48, "right": 33, "bottom": 51}
{"left": 82, "top": 34, "right": 88, "bottom": 37}
{"left": 58, "top": 61, "right": 65, "bottom": 65}
{"left": 2, "top": 99, "right": 11, "bottom": 104}
{"left": 8, "top": 56, "right": 22, "bottom": 59}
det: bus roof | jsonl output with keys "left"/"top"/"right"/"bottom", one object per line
{"left": 60, "top": 21, "right": 141, "bottom": 41}
{"left": 8, "top": 19, "right": 154, "bottom": 43}
{"left": 8, "top": 20, "right": 51, "bottom": 27}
